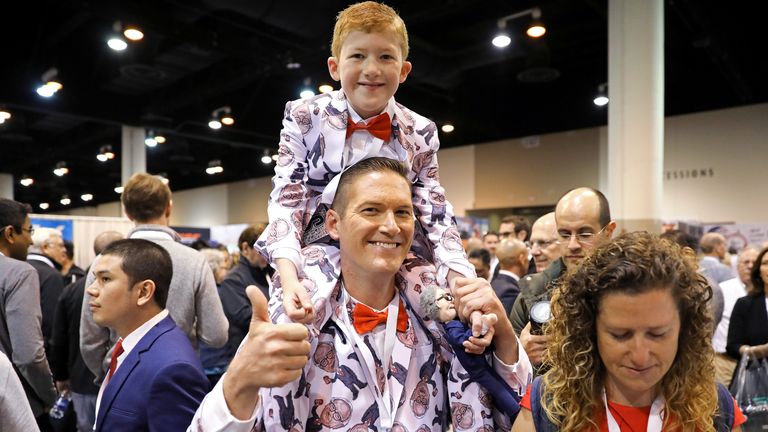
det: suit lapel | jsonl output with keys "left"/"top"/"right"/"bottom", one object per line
{"left": 96, "top": 316, "right": 175, "bottom": 430}
{"left": 320, "top": 91, "right": 348, "bottom": 171}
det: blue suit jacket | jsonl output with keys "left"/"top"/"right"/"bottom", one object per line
{"left": 95, "top": 316, "right": 209, "bottom": 432}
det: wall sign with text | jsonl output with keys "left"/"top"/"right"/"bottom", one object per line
{"left": 664, "top": 168, "right": 714, "bottom": 181}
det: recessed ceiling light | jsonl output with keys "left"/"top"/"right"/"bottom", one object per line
{"left": 60, "top": 196, "right": 71, "bottom": 206}
{"left": 441, "top": 124, "right": 455, "bottom": 133}
{"left": 107, "top": 37, "right": 128, "bottom": 51}
{"left": 123, "top": 27, "right": 144, "bottom": 41}
{"left": 20, "top": 176, "right": 34, "bottom": 187}
{"left": 318, "top": 84, "right": 334, "bottom": 93}
{"left": 81, "top": 193, "right": 93, "bottom": 202}
{"left": 39, "top": 203, "right": 49, "bottom": 210}
{"left": 492, "top": 34, "right": 511, "bottom": 48}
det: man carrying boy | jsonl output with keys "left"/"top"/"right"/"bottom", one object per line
{"left": 88, "top": 239, "right": 209, "bottom": 431}
{"left": 191, "top": 158, "right": 530, "bottom": 431}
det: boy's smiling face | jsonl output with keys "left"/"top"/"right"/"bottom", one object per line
{"left": 328, "top": 30, "right": 412, "bottom": 120}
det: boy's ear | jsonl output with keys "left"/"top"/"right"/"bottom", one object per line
{"left": 399, "top": 61, "right": 412, "bottom": 83}
{"left": 327, "top": 57, "right": 341, "bottom": 81}
{"left": 325, "top": 209, "right": 341, "bottom": 241}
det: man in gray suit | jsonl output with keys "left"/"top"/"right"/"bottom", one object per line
{"left": 80, "top": 173, "right": 229, "bottom": 381}
{"left": 0, "top": 198, "right": 57, "bottom": 429}
{"left": 699, "top": 232, "right": 736, "bottom": 283}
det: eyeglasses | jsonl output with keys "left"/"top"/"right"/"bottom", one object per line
{"left": 530, "top": 239, "right": 556, "bottom": 250}
{"left": 556, "top": 224, "right": 609, "bottom": 245}
{"left": 499, "top": 231, "right": 514, "bottom": 238}
{"left": 5, "top": 225, "right": 34, "bottom": 236}
{"left": 436, "top": 292, "right": 454, "bottom": 303}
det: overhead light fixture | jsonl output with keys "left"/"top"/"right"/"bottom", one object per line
{"left": 81, "top": 193, "right": 93, "bottom": 202}
{"left": 493, "top": 7, "right": 545, "bottom": 48}
{"left": 96, "top": 144, "right": 116, "bottom": 162}
{"left": 299, "top": 77, "right": 315, "bottom": 99}
{"left": 19, "top": 176, "right": 34, "bottom": 187}
{"left": 261, "top": 150, "right": 272, "bottom": 164}
{"left": 441, "top": 124, "right": 455, "bottom": 133}
{"left": 318, "top": 84, "right": 334, "bottom": 94}
{"left": 114, "top": 184, "right": 124, "bottom": 194}
{"left": 60, "top": 195, "right": 71, "bottom": 206}
{"left": 155, "top": 173, "right": 169, "bottom": 185}
{"left": 123, "top": 26, "right": 144, "bottom": 41}
{"left": 0, "top": 109, "right": 10, "bottom": 124}
{"left": 39, "top": 203, "right": 49, "bottom": 210}
{"left": 206, "top": 160, "right": 224, "bottom": 175}
{"left": 209, "top": 106, "right": 233, "bottom": 129}
{"left": 271, "top": 154, "right": 278, "bottom": 161}
{"left": 154, "top": 134, "right": 166, "bottom": 144}
{"left": 145, "top": 130, "right": 158, "bottom": 147}
{"left": 593, "top": 82, "right": 609, "bottom": 106}
{"left": 285, "top": 60, "right": 301, "bottom": 70}
{"left": 107, "top": 37, "right": 128, "bottom": 51}
{"left": 36, "top": 67, "right": 63, "bottom": 97}
{"left": 53, "top": 161, "right": 69, "bottom": 177}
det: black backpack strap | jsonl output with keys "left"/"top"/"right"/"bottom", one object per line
{"left": 714, "top": 382, "right": 735, "bottom": 431}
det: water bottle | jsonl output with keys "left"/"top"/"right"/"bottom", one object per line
{"left": 49, "top": 393, "right": 71, "bottom": 420}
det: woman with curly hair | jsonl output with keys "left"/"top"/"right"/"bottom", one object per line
{"left": 512, "top": 231, "right": 745, "bottom": 431}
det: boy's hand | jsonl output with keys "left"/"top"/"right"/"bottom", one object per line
{"left": 282, "top": 278, "right": 315, "bottom": 323}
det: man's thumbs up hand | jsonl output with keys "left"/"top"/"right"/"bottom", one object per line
{"left": 222, "top": 285, "right": 310, "bottom": 420}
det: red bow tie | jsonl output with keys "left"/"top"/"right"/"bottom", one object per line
{"left": 346, "top": 112, "right": 392, "bottom": 141}
{"left": 352, "top": 300, "right": 408, "bottom": 335}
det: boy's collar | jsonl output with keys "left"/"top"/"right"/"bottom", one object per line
{"left": 346, "top": 95, "right": 396, "bottom": 124}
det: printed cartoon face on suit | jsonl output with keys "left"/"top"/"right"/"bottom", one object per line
{"left": 328, "top": 30, "right": 412, "bottom": 119}
{"left": 313, "top": 342, "right": 338, "bottom": 373}
{"left": 320, "top": 398, "right": 352, "bottom": 428}
{"left": 326, "top": 169, "right": 414, "bottom": 281}
{"left": 597, "top": 288, "right": 681, "bottom": 406}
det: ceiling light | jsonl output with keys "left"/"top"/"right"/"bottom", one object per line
{"left": 114, "top": 185, "right": 124, "bottom": 194}
{"left": 123, "top": 27, "right": 144, "bottom": 41}
{"left": 318, "top": 84, "right": 334, "bottom": 94}
{"left": 492, "top": 33, "right": 511, "bottom": 48}
{"left": 208, "top": 119, "right": 222, "bottom": 130}
{"left": 206, "top": 160, "right": 224, "bottom": 175}
{"left": 60, "top": 195, "right": 71, "bottom": 206}
{"left": 261, "top": 150, "right": 272, "bottom": 164}
{"left": 300, "top": 89, "right": 315, "bottom": 99}
{"left": 286, "top": 61, "right": 301, "bottom": 69}
{"left": 221, "top": 114, "right": 234, "bottom": 126}
{"left": 107, "top": 37, "right": 128, "bottom": 51}
{"left": 0, "top": 109, "right": 10, "bottom": 123}
{"left": 36, "top": 68, "right": 63, "bottom": 98}
{"left": 209, "top": 106, "right": 233, "bottom": 129}
{"left": 593, "top": 83, "right": 609, "bottom": 106}
{"left": 20, "top": 176, "right": 34, "bottom": 187}
{"left": 39, "top": 203, "right": 49, "bottom": 210}
{"left": 97, "top": 144, "right": 115, "bottom": 162}
{"left": 145, "top": 130, "right": 158, "bottom": 147}
{"left": 53, "top": 161, "right": 69, "bottom": 176}
{"left": 154, "top": 134, "right": 166, "bottom": 144}
{"left": 526, "top": 21, "right": 547, "bottom": 38}
{"left": 271, "top": 154, "right": 278, "bottom": 161}
{"left": 81, "top": 193, "right": 93, "bottom": 202}
{"left": 155, "top": 173, "right": 169, "bottom": 185}
{"left": 441, "top": 124, "right": 455, "bottom": 133}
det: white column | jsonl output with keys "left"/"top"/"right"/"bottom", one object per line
{"left": 607, "top": 0, "right": 664, "bottom": 232}
{"left": 0, "top": 174, "right": 13, "bottom": 199}
{"left": 121, "top": 126, "right": 146, "bottom": 185}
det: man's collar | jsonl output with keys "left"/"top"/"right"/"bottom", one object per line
{"left": 128, "top": 225, "right": 181, "bottom": 242}
{"left": 498, "top": 269, "right": 520, "bottom": 281}
{"left": 28, "top": 253, "right": 55, "bottom": 269}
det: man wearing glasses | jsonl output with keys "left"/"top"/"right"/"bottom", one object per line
{"left": 509, "top": 188, "right": 616, "bottom": 372}
{"left": 0, "top": 198, "right": 58, "bottom": 431}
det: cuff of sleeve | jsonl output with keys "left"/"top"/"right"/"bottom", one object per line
{"left": 269, "top": 248, "right": 303, "bottom": 272}
{"left": 436, "top": 260, "right": 476, "bottom": 288}
{"left": 492, "top": 341, "right": 532, "bottom": 397}
{"left": 194, "top": 375, "right": 261, "bottom": 432}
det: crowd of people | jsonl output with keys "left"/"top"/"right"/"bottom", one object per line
{"left": 1, "top": 2, "right": 764, "bottom": 431}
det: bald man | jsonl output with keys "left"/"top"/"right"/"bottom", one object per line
{"left": 699, "top": 232, "right": 736, "bottom": 283}
{"left": 492, "top": 239, "right": 529, "bottom": 315}
{"left": 510, "top": 187, "right": 616, "bottom": 371}
{"left": 529, "top": 212, "right": 560, "bottom": 273}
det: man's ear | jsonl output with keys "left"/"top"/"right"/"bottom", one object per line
{"left": 325, "top": 209, "right": 341, "bottom": 241}
{"left": 165, "top": 200, "right": 173, "bottom": 219}
{"left": 327, "top": 57, "right": 340, "bottom": 81}
{"left": 240, "top": 241, "right": 250, "bottom": 253}
{"left": 135, "top": 280, "right": 157, "bottom": 307}
{"left": 605, "top": 220, "right": 617, "bottom": 238}
{"left": 2, "top": 226, "right": 14, "bottom": 244}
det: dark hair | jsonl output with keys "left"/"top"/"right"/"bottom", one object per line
{"left": 659, "top": 229, "right": 699, "bottom": 252}
{"left": 482, "top": 231, "right": 499, "bottom": 241}
{"left": 468, "top": 247, "right": 491, "bottom": 267}
{"left": 559, "top": 187, "right": 612, "bottom": 227}
{"left": 501, "top": 215, "right": 531, "bottom": 241}
{"left": 121, "top": 173, "right": 172, "bottom": 223}
{"left": 0, "top": 198, "right": 32, "bottom": 233}
{"left": 64, "top": 240, "right": 74, "bottom": 260}
{"left": 750, "top": 247, "right": 768, "bottom": 296}
{"left": 331, "top": 157, "right": 410, "bottom": 214}
{"left": 238, "top": 225, "right": 265, "bottom": 251}
{"left": 101, "top": 239, "right": 172, "bottom": 308}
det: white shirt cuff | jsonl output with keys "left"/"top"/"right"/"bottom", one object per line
{"left": 188, "top": 374, "right": 261, "bottom": 432}
{"left": 492, "top": 340, "right": 532, "bottom": 397}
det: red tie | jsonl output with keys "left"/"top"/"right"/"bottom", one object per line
{"left": 352, "top": 300, "right": 408, "bottom": 335}
{"left": 346, "top": 112, "right": 392, "bottom": 141}
{"left": 108, "top": 339, "right": 124, "bottom": 380}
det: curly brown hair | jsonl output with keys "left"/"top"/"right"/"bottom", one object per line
{"left": 541, "top": 231, "right": 717, "bottom": 432}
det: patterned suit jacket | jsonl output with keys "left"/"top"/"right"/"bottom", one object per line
{"left": 259, "top": 91, "right": 473, "bottom": 283}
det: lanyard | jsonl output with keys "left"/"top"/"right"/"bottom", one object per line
{"left": 603, "top": 389, "right": 664, "bottom": 432}
{"left": 339, "top": 289, "right": 399, "bottom": 431}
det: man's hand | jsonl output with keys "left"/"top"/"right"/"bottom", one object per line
{"left": 223, "top": 285, "right": 310, "bottom": 420}
{"left": 55, "top": 380, "right": 70, "bottom": 396}
{"left": 282, "top": 278, "right": 315, "bottom": 323}
{"left": 520, "top": 322, "right": 549, "bottom": 366}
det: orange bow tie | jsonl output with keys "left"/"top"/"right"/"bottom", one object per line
{"left": 346, "top": 112, "right": 392, "bottom": 141}
{"left": 352, "top": 300, "right": 408, "bottom": 335}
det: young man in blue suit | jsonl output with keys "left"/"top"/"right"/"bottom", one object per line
{"left": 88, "top": 238, "right": 209, "bottom": 431}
